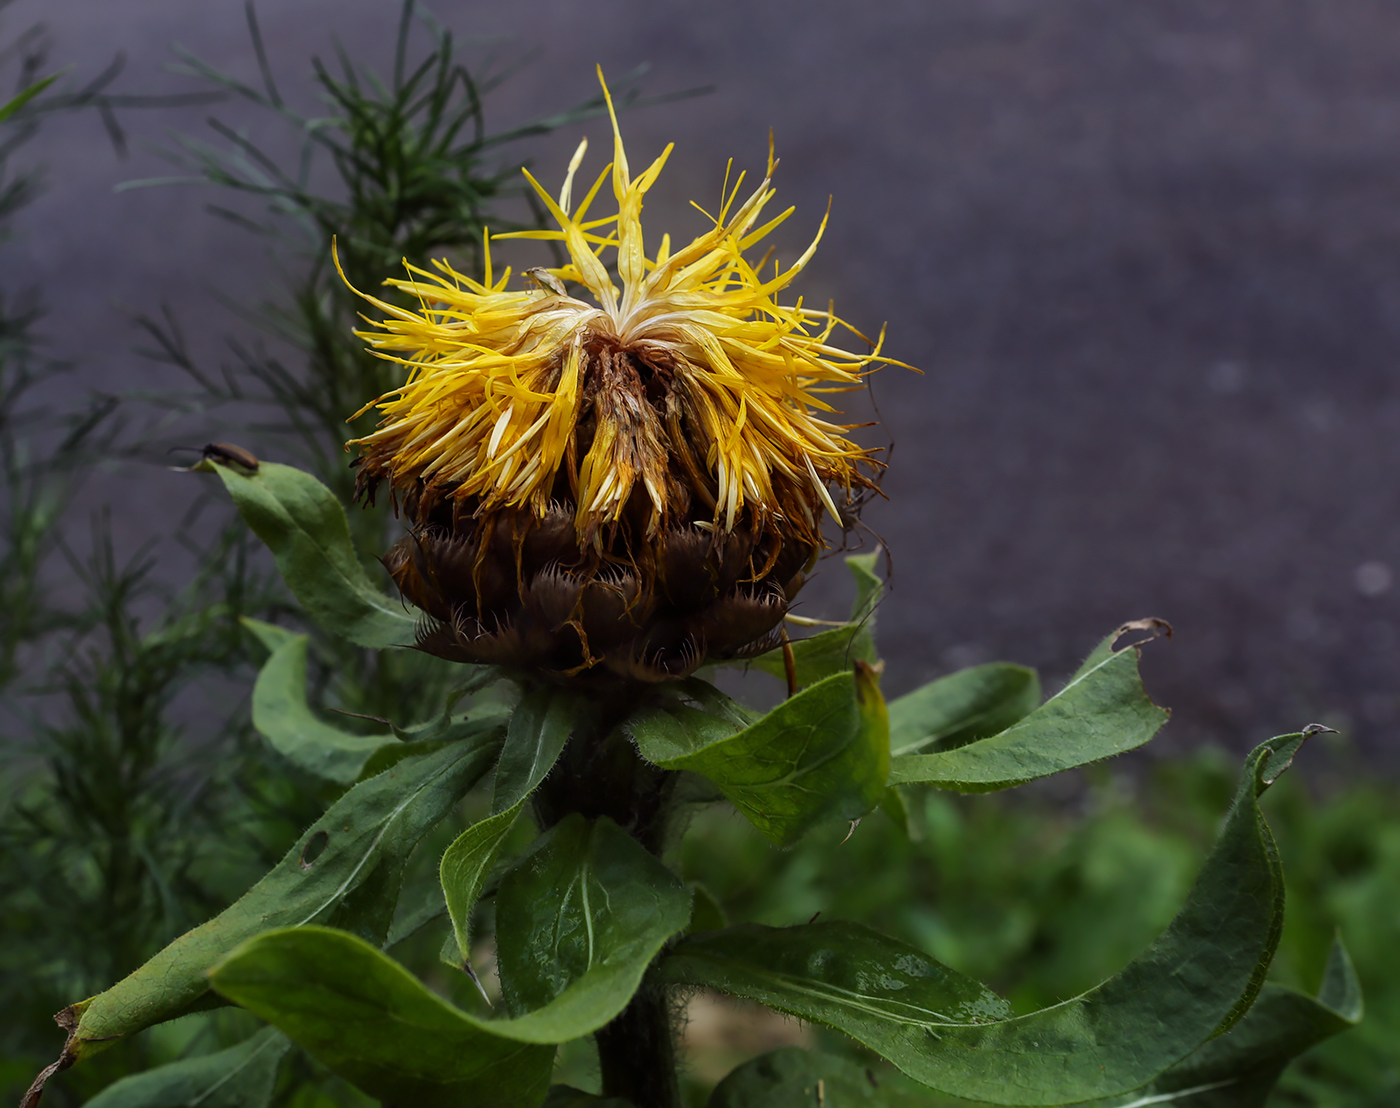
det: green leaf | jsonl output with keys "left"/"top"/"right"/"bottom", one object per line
{"left": 199, "top": 460, "right": 417, "bottom": 648}
{"left": 543, "top": 1087, "right": 635, "bottom": 1107}
{"left": 250, "top": 631, "right": 395, "bottom": 782}
{"left": 662, "top": 732, "right": 1306, "bottom": 1105}
{"left": 749, "top": 554, "right": 884, "bottom": 688}
{"left": 890, "top": 622, "right": 1169, "bottom": 792}
{"left": 495, "top": 814, "right": 692, "bottom": 1024}
{"left": 209, "top": 927, "right": 554, "bottom": 1108}
{"left": 440, "top": 805, "right": 523, "bottom": 967}
{"left": 629, "top": 664, "right": 890, "bottom": 846}
{"left": 54, "top": 738, "right": 499, "bottom": 1066}
{"left": 0, "top": 71, "right": 61, "bottom": 125}
{"left": 543, "top": 1092, "right": 638, "bottom": 1108}
{"left": 1068, "top": 939, "right": 1363, "bottom": 1107}
{"left": 708, "top": 1046, "right": 886, "bottom": 1107}
{"left": 662, "top": 918, "right": 1011, "bottom": 1034}
{"left": 83, "top": 1028, "right": 289, "bottom": 1108}
{"left": 436, "top": 684, "right": 589, "bottom": 967}
{"left": 879, "top": 784, "right": 915, "bottom": 839}
{"left": 688, "top": 882, "right": 728, "bottom": 933}
{"left": 241, "top": 615, "right": 300, "bottom": 657}
{"left": 889, "top": 663, "right": 1041, "bottom": 755}
{"left": 209, "top": 883, "right": 689, "bottom": 1108}
{"left": 493, "top": 684, "right": 589, "bottom": 813}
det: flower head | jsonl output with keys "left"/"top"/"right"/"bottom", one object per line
{"left": 344, "top": 70, "right": 901, "bottom": 682}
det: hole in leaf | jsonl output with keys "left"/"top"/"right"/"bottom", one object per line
{"left": 300, "top": 830, "right": 330, "bottom": 869}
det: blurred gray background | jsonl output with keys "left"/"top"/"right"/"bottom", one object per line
{"left": 8, "top": 0, "right": 1399, "bottom": 760}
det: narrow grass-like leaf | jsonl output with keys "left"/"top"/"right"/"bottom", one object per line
{"left": 47, "top": 737, "right": 498, "bottom": 1071}
{"left": 495, "top": 814, "right": 692, "bottom": 1022}
{"left": 662, "top": 732, "right": 1305, "bottom": 1105}
{"left": 198, "top": 459, "right": 417, "bottom": 647}
{"left": 82, "top": 1028, "right": 289, "bottom": 1108}
{"left": 629, "top": 663, "right": 890, "bottom": 846}
{"left": 250, "top": 631, "right": 393, "bottom": 781}
{"left": 890, "top": 622, "right": 1169, "bottom": 792}
{"left": 0, "top": 72, "right": 61, "bottom": 124}
{"left": 889, "top": 663, "right": 1041, "bottom": 755}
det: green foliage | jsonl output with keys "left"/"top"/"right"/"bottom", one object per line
{"left": 61, "top": 736, "right": 500, "bottom": 1063}
{"left": 210, "top": 927, "right": 556, "bottom": 1108}
{"left": 888, "top": 663, "right": 1040, "bottom": 755}
{"left": 629, "top": 664, "right": 890, "bottom": 846}
{"left": 494, "top": 815, "right": 691, "bottom": 1024}
{"left": 708, "top": 1047, "right": 908, "bottom": 1107}
{"left": 200, "top": 460, "right": 419, "bottom": 649}
{"left": 23, "top": 461, "right": 1367, "bottom": 1108}
{"left": 207, "top": 819, "right": 688, "bottom": 1103}
{"left": 82, "top": 1028, "right": 289, "bottom": 1108}
{"left": 249, "top": 629, "right": 397, "bottom": 781}
{"left": 890, "top": 622, "right": 1170, "bottom": 792}
{"left": 664, "top": 734, "right": 1299, "bottom": 1104}
{"left": 1066, "top": 941, "right": 1362, "bottom": 1107}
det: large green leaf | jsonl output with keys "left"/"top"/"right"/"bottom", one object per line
{"left": 199, "top": 459, "right": 416, "bottom": 648}
{"left": 209, "top": 874, "right": 685, "bottom": 1108}
{"left": 495, "top": 814, "right": 692, "bottom": 1021}
{"left": 749, "top": 553, "right": 884, "bottom": 688}
{"left": 663, "top": 918, "right": 1010, "bottom": 1030}
{"left": 1069, "top": 939, "right": 1363, "bottom": 1107}
{"left": 629, "top": 663, "right": 890, "bottom": 846}
{"left": 662, "top": 732, "right": 1306, "bottom": 1105}
{"left": 249, "top": 629, "right": 394, "bottom": 782}
{"left": 209, "top": 927, "right": 554, "bottom": 1108}
{"left": 81, "top": 1028, "right": 289, "bottom": 1108}
{"left": 889, "top": 663, "right": 1041, "bottom": 755}
{"left": 890, "top": 621, "right": 1169, "bottom": 792}
{"left": 44, "top": 737, "right": 498, "bottom": 1075}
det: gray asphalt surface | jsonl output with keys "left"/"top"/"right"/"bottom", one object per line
{"left": 8, "top": 0, "right": 1399, "bottom": 762}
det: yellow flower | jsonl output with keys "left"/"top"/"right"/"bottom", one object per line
{"left": 342, "top": 69, "right": 903, "bottom": 682}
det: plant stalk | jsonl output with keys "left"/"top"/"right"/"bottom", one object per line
{"left": 595, "top": 984, "right": 683, "bottom": 1107}
{"left": 530, "top": 685, "right": 683, "bottom": 1106}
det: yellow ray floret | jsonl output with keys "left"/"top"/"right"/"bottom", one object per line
{"left": 345, "top": 67, "right": 906, "bottom": 546}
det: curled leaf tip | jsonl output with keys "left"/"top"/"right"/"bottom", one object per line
{"left": 1111, "top": 616, "right": 1173, "bottom": 652}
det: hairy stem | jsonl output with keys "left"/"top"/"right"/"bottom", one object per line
{"left": 595, "top": 983, "right": 683, "bottom": 1107}
{"left": 529, "top": 686, "right": 683, "bottom": 1106}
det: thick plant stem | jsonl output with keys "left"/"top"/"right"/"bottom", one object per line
{"left": 529, "top": 686, "right": 683, "bottom": 1106}
{"left": 595, "top": 984, "right": 683, "bottom": 1107}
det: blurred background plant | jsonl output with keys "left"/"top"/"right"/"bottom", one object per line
{"left": 0, "top": 3, "right": 1396, "bottom": 1106}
